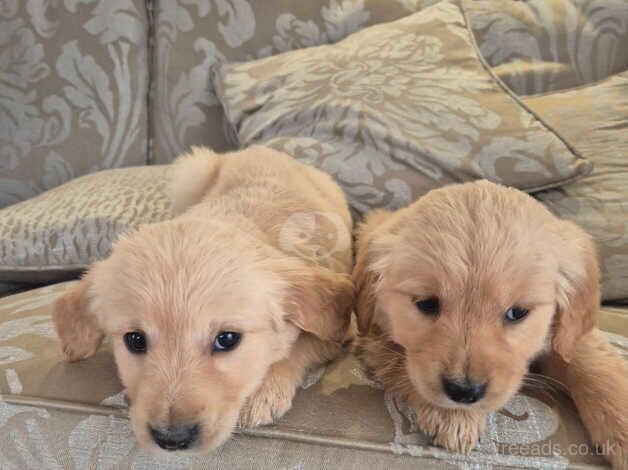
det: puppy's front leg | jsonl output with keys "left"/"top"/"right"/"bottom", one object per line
{"left": 239, "top": 334, "right": 343, "bottom": 428}
{"left": 409, "top": 392, "right": 487, "bottom": 454}
{"left": 538, "top": 329, "right": 628, "bottom": 470}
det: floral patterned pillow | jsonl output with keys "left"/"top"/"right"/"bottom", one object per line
{"left": 150, "top": 0, "right": 431, "bottom": 164}
{"left": 212, "top": 0, "right": 592, "bottom": 215}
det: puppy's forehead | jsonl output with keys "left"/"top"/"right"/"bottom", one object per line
{"left": 385, "top": 182, "right": 559, "bottom": 296}
{"left": 95, "top": 226, "right": 283, "bottom": 332}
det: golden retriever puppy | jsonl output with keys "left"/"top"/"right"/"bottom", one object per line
{"left": 354, "top": 180, "right": 627, "bottom": 469}
{"left": 53, "top": 146, "right": 353, "bottom": 453}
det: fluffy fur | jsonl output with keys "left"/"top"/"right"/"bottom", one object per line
{"left": 53, "top": 146, "right": 354, "bottom": 453}
{"left": 354, "top": 181, "right": 628, "bottom": 469}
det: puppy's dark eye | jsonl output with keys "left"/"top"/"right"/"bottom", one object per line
{"left": 504, "top": 307, "right": 530, "bottom": 324}
{"left": 213, "top": 332, "right": 241, "bottom": 352}
{"left": 415, "top": 297, "right": 440, "bottom": 316}
{"left": 124, "top": 331, "right": 147, "bottom": 354}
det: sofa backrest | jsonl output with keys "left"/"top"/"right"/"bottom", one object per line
{"left": 2, "top": 0, "right": 627, "bottom": 208}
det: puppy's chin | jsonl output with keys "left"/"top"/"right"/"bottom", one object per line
{"left": 131, "top": 406, "right": 239, "bottom": 455}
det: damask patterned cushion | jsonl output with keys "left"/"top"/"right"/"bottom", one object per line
{"left": 525, "top": 71, "right": 628, "bottom": 301}
{"left": 0, "top": 282, "right": 626, "bottom": 468}
{"left": 150, "top": 0, "right": 628, "bottom": 165}
{"left": 212, "top": 0, "right": 592, "bottom": 215}
{"left": 465, "top": 0, "right": 628, "bottom": 96}
{"left": 150, "top": 0, "right": 433, "bottom": 163}
{"left": 0, "top": 1, "right": 150, "bottom": 208}
{"left": 0, "top": 166, "right": 171, "bottom": 284}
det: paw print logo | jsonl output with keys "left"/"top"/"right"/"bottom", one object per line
{"left": 279, "top": 212, "right": 351, "bottom": 262}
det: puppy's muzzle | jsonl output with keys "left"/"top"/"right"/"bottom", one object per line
{"left": 150, "top": 424, "right": 199, "bottom": 451}
{"left": 442, "top": 377, "right": 487, "bottom": 404}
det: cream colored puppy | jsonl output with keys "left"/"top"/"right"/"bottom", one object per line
{"left": 354, "top": 181, "right": 627, "bottom": 469}
{"left": 53, "top": 146, "right": 353, "bottom": 453}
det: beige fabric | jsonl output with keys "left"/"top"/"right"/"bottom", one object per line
{"left": 0, "top": 1, "right": 150, "bottom": 208}
{"left": 465, "top": 0, "right": 628, "bottom": 96}
{"left": 0, "top": 405, "right": 459, "bottom": 470}
{"left": 5, "top": 0, "right": 625, "bottom": 209}
{"left": 150, "top": 0, "right": 432, "bottom": 164}
{"left": 150, "top": 0, "right": 628, "bottom": 164}
{"left": 525, "top": 71, "right": 628, "bottom": 301}
{"left": 0, "top": 167, "right": 171, "bottom": 283}
{"left": 212, "top": 0, "right": 591, "bottom": 215}
{"left": 1, "top": 281, "right": 626, "bottom": 468}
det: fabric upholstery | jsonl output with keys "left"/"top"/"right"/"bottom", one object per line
{"left": 149, "top": 0, "right": 434, "bottom": 163}
{"left": 0, "top": 0, "right": 150, "bottom": 208}
{"left": 0, "top": 281, "right": 625, "bottom": 468}
{"left": 212, "top": 0, "right": 591, "bottom": 215}
{"left": 465, "top": 0, "right": 628, "bottom": 96}
{"left": 0, "top": 166, "right": 171, "bottom": 283}
{"left": 526, "top": 71, "right": 628, "bottom": 301}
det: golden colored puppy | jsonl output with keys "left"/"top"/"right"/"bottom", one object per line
{"left": 53, "top": 146, "right": 353, "bottom": 453}
{"left": 354, "top": 181, "right": 627, "bottom": 469}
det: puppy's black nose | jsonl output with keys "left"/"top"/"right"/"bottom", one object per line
{"left": 442, "top": 378, "right": 487, "bottom": 404}
{"left": 150, "top": 424, "right": 199, "bottom": 451}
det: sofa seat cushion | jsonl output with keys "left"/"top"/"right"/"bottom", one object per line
{"left": 1, "top": 282, "right": 626, "bottom": 468}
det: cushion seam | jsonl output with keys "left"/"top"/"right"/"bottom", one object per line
{"left": 458, "top": 0, "right": 593, "bottom": 191}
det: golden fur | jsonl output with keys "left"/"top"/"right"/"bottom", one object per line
{"left": 354, "top": 181, "right": 628, "bottom": 468}
{"left": 53, "top": 146, "right": 354, "bottom": 453}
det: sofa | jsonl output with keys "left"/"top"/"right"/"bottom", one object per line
{"left": 1, "top": 0, "right": 627, "bottom": 468}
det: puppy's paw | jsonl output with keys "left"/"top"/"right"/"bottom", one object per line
{"left": 413, "top": 402, "right": 486, "bottom": 454}
{"left": 238, "top": 371, "right": 298, "bottom": 428}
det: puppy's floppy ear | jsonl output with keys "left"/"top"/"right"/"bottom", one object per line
{"left": 552, "top": 220, "right": 600, "bottom": 363}
{"left": 53, "top": 270, "right": 104, "bottom": 362}
{"left": 353, "top": 210, "right": 393, "bottom": 335}
{"left": 283, "top": 265, "right": 354, "bottom": 341}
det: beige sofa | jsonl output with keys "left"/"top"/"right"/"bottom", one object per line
{"left": 1, "top": 1, "right": 627, "bottom": 468}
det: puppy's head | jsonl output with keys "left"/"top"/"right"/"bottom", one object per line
{"left": 53, "top": 219, "right": 352, "bottom": 453}
{"left": 354, "top": 181, "right": 598, "bottom": 412}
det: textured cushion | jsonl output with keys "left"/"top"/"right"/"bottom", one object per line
{"left": 212, "top": 0, "right": 592, "bottom": 215}
{"left": 0, "top": 282, "right": 626, "bottom": 468}
{"left": 465, "top": 0, "right": 628, "bottom": 96}
{"left": 150, "top": 0, "right": 628, "bottom": 165}
{"left": 150, "top": 0, "right": 429, "bottom": 163}
{"left": 0, "top": 1, "right": 150, "bottom": 208}
{"left": 525, "top": 71, "right": 628, "bottom": 301}
{"left": 0, "top": 167, "right": 171, "bottom": 283}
